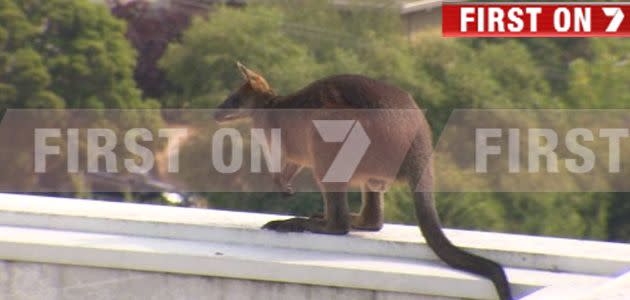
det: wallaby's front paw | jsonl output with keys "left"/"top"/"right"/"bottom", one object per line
{"left": 309, "top": 212, "right": 324, "bottom": 220}
{"left": 281, "top": 185, "right": 295, "bottom": 197}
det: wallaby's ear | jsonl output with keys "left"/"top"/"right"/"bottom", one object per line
{"left": 235, "top": 61, "right": 274, "bottom": 94}
{"left": 236, "top": 61, "right": 251, "bottom": 80}
{"left": 236, "top": 61, "right": 263, "bottom": 82}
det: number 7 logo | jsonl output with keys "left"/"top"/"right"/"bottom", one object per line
{"left": 603, "top": 7, "right": 625, "bottom": 32}
{"left": 313, "top": 120, "right": 370, "bottom": 183}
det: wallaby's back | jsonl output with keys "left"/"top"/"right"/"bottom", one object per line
{"left": 268, "top": 75, "right": 430, "bottom": 187}
{"left": 277, "top": 75, "right": 420, "bottom": 110}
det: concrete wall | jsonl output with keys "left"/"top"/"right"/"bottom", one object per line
{"left": 0, "top": 261, "right": 453, "bottom": 300}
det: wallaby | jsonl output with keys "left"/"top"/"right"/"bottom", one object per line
{"left": 214, "top": 62, "right": 512, "bottom": 300}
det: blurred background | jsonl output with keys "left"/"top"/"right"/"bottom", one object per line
{"left": 1, "top": 0, "right": 629, "bottom": 242}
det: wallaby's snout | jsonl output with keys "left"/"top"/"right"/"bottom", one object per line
{"left": 213, "top": 109, "right": 240, "bottom": 123}
{"left": 214, "top": 92, "right": 245, "bottom": 123}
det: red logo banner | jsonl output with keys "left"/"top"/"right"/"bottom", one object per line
{"left": 443, "top": 3, "right": 630, "bottom": 37}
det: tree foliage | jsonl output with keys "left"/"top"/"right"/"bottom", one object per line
{"left": 0, "top": 0, "right": 161, "bottom": 195}
{"left": 160, "top": 6, "right": 322, "bottom": 108}
{"left": 0, "top": 0, "right": 156, "bottom": 110}
{"left": 110, "top": 0, "right": 225, "bottom": 98}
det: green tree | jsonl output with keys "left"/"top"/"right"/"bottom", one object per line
{"left": 565, "top": 39, "right": 630, "bottom": 108}
{"left": 0, "top": 0, "right": 161, "bottom": 194}
{"left": 0, "top": 0, "right": 157, "bottom": 109}
{"left": 160, "top": 6, "right": 322, "bottom": 108}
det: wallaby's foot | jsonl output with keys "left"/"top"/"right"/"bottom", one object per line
{"left": 262, "top": 217, "right": 349, "bottom": 235}
{"left": 351, "top": 213, "right": 383, "bottom": 231}
{"left": 306, "top": 213, "right": 382, "bottom": 231}
{"left": 262, "top": 218, "right": 310, "bottom": 232}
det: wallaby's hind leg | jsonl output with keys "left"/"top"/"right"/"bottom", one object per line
{"left": 262, "top": 188, "right": 351, "bottom": 235}
{"left": 309, "top": 184, "right": 384, "bottom": 231}
{"left": 351, "top": 185, "right": 384, "bottom": 231}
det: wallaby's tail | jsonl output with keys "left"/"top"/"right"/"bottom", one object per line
{"left": 411, "top": 184, "right": 513, "bottom": 300}
{"left": 402, "top": 134, "right": 513, "bottom": 300}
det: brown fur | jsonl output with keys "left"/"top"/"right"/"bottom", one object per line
{"left": 215, "top": 63, "right": 512, "bottom": 300}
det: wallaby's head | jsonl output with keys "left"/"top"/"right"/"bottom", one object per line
{"left": 214, "top": 62, "right": 275, "bottom": 123}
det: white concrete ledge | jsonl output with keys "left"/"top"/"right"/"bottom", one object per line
{"left": 0, "top": 193, "right": 628, "bottom": 276}
{"left": 0, "top": 193, "right": 629, "bottom": 299}
{"left": 521, "top": 271, "right": 630, "bottom": 300}
{"left": 0, "top": 225, "right": 607, "bottom": 300}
